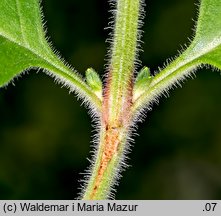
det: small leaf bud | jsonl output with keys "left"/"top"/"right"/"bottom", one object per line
{"left": 86, "top": 68, "right": 103, "bottom": 100}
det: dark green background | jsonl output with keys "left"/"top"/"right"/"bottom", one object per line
{"left": 0, "top": 0, "right": 221, "bottom": 199}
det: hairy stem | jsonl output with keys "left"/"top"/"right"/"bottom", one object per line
{"left": 81, "top": 0, "right": 142, "bottom": 200}
{"left": 132, "top": 44, "right": 203, "bottom": 113}
{"left": 42, "top": 62, "right": 102, "bottom": 112}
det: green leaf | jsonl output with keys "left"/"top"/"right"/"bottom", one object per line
{"left": 192, "top": 0, "right": 221, "bottom": 68}
{"left": 0, "top": 0, "right": 101, "bottom": 111}
{"left": 133, "top": 0, "right": 221, "bottom": 113}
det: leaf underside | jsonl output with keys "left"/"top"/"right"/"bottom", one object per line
{"left": 0, "top": 0, "right": 101, "bottom": 110}
{"left": 187, "top": 0, "right": 221, "bottom": 68}
{"left": 133, "top": 0, "right": 221, "bottom": 112}
{"left": 0, "top": 0, "right": 59, "bottom": 85}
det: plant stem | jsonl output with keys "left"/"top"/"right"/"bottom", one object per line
{"left": 132, "top": 45, "right": 203, "bottom": 114}
{"left": 82, "top": 0, "right": 142, "bottom": 199}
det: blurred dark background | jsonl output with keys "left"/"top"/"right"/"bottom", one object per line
{"left": 0, "top": 0, "right": 221, "bottom": 199}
